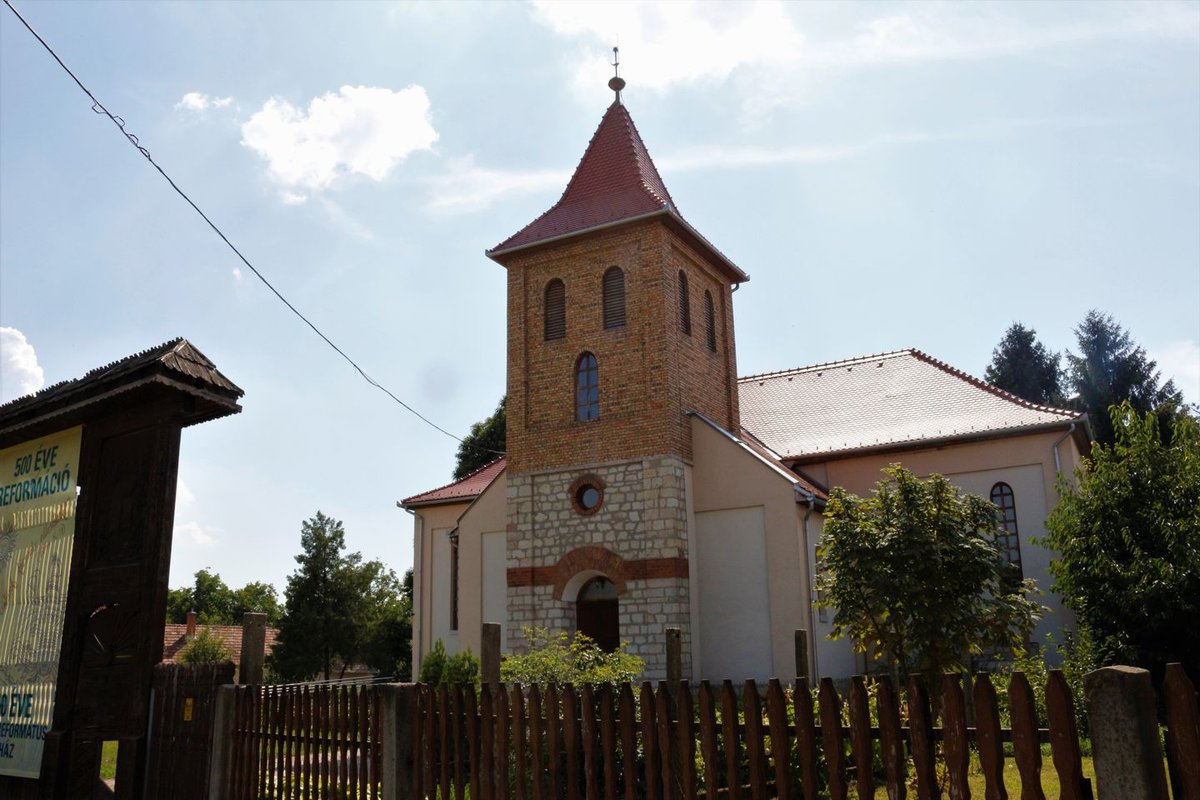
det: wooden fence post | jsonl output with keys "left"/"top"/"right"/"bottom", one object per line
{"left": 379, "top": 683, "right": 418, "bottom": 800}
{"left": 482, "top": 622, "right": 502, "bottom": 687}
{"left": 206, "top": 685, "right": 236, "bottom": 800}
{"left": 1083, "top": 666, "right": 1169, "bottom": 800}
{"left": 794, "top": 630, "right": 809, "bottom": 681}
{"left": 666, "top": 628, "right": 682, "bottom": 685}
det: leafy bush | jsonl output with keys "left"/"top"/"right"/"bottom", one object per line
{"left": 418, "top": 638, "right": 480, "bottom": 685}
{"left": 179, "top": 627, "right": 232, "bottom": 664}
{"left": 500, "top": 627, "right": 644, "bottom": 685}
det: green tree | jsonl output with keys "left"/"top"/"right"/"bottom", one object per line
{"left": 1066, "top": 310, "right": 1183, "bottom": 446}
{"left": 984, "top": 322, "right": 1065, "bottom": 406}
{"left": 179, "top": 627, "right": 232, "bottom": 664}
{"left": 500, "top": 628, "right": 645, "bottom": 685}
{"left": 270, "top": 512, "right": 362, "bottom": 680}
{"left": 1043, "top": 403, "right": 1200, "bottom": 677}
{"left": 453, "top": 395, "right": 506, "bottom": 479}
{"left": 816, "top": 465, "right": 1043, "bottom": 679}
{"left": 417, "top": 639, "right": 481, "bottom": 686}
{"left": 231, "top": 581, "right": 283, "bottom": 627}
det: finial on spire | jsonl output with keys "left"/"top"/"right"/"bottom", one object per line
{"left": 608, "top": 46, "right": 625, "bottom": 103}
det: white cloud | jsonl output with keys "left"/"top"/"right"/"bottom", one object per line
{"left": 175, "top": 521, "right": 215, "bottom": 547}
{"left": 281, "top": 191, "right": 309, "bottom": 206}
{"left": 1155, "top": 339, "right": 1200, "bottom": 406}
{"left": 531, "top": 1, "right": 802, "bottom": 94}
{"left": 425, "top": 156, "right": 571, "bottom": 213}
{"left": 240, "top": 85, "right": 438, "bottom": 194}
{"left": 176, "top": 479, "right": 195, "bottom": 506}
{"left": 531, "top": 1, "right": 1199, "bottom": 102}
{"left": 175, "top": 92, "right": 234, "bottom": 112}
{"left": 231, "top": 267, "right": 244, "bottom": 281}
{"left": 0, "top": 327, "right": 45, "bottom": 403}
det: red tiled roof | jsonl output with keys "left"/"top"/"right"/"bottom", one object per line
{"left": 487, "top": 102, "right": 748, "bottom": 283}
{"left": 401, "top": 457, "right": 506, "bottom": 508}
{"left": 162, "top": 623, "right": 278, "bottom": 665}
{"left": 738, "top": 349, "right": 1085, "bottom": 462}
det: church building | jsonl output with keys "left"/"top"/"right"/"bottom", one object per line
{"left": 401, "top": 83, "right": 1089, "bottom": 682}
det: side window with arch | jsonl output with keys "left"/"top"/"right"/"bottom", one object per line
{"left": 544, "top": 279, "right": 566, "bottom": 341}
{"left": 990, "top": 482, "right": 1023, "bottom": 579}
{"left": 575, "top": 352, "right": 599, "bottom": 421}
{"left": 678, "top": 271, "right": 691, "bottom": 335}
{"left": 704, "top": 290, "right": 716, "bottom": 352}
{"left": 602, "top": 267, "right": 626, "bottom": 329}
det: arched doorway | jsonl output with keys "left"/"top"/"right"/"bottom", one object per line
{"left": 576, "top": 576, "right": 619, "bottom": 651}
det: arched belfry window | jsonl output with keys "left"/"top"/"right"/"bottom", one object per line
{"left": 678, "top": 271, "right": 692, "bottom": 335}
{"left": 575, "top": 352, "right": 599, "bottom": 421}
{"left": 544, "top": 279, "right": 566, "bottom": 341}
{"left": 704, "top": 291, "right": 716, "bottom": 352}
{"left": 990, "top": 482, "right": 1023, "bottom": 578}
{"left": 602, "top": 267, "right": 626, "bottom": 329}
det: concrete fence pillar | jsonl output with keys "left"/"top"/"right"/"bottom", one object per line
{"left": 239, "top": 612, "right": 267, "bottom": 685}
{"left": 482, "top": 622, "right": 502, "bottom": 687}
{"left": 665, "top": 627, "right": 682, "bottom": 685}
{"left": 206, "top": 685, "right": 236, "bottom": 800}
{"left": 379, "top": 683, "right": 418, "bottom": 800}
{"left": 1083, "top": 665, "right": 1170, "bottom": 800}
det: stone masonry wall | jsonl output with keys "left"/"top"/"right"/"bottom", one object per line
{"left": 506, "top": 455, "right": 691, "bottom": 679}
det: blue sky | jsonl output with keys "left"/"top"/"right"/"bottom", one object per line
{"left": 2, "top": 1, "right": 1197, "bottom": 594}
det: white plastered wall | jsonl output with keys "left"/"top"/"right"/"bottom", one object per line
{"left": 452, "top": 470, "right": 509, "bottom": 659}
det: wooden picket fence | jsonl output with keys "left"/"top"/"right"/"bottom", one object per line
{"left": 218, "top": 682, "right": 384, "bottom": 799}
{"left": 411, "top": 666, "right": 1199, "bottom": 800}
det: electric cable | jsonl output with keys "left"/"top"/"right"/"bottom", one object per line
{"left": 2, "top": 0, "right": 505, "bottom": 459}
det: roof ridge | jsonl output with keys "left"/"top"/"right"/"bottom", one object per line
{"left": 738, "top": 349, "right": 915, "bottom": 383}
{"left": 906, "top": 348, "right": 1080, "bottom": 418}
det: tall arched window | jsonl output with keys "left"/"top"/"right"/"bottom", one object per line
{"left": 678, "top": 271, "right": 691, "bottom": 335}
{"left": 704, "top": 290, "right": 716, "bottom": 352}
{"left": 575, "top": 352, "right": 599, "bottom": 421}
{"left": 602, "top": 267, "right": 626, "bottom": 329}
{"left": 544, "top": 279, "right": 566, "bottom": 341}
{"left": 990, "top": 482, "right": 1023, "bottom": 578}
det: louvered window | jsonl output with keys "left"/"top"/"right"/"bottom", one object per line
{"left": 602, "top": 267, "right": 626, "bottom": 329}
{"left": 544, "top": 279, "right": 566, "bottom": 341}
{"left": 678, "top": 271, "right": 691, "bottom": 335}
{"left": 704, "top": 291, "right": 716, "bottom": 352}
{"left": 990, "top": 482, "right": 1023, "bottom": 580}
{"left": 575, "top": 352, "right": 599, "bottom": 421}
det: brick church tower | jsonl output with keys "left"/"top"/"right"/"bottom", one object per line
{"left": 486, "top": 82, "right": 749, "bottom": 676}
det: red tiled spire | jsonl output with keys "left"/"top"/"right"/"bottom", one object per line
{"left": 487, "top": 101, "right": 748, "bottom": 282}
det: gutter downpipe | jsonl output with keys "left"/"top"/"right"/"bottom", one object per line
{"left": 1052, "top": 422, "right": 1077, "bottom": 477}
{"left": 797, "top": 486, "right": 820, "bottom": 680}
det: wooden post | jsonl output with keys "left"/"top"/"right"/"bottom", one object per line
{"left": 239, "top": 612, "right": 267, "bottom": 685}
{"left": 1083, "top": 666, "right": 1170, "bottom": 800}
{"left": 379, "top": 683, "right": 418, "bottom": 800}
{"left": 794, "top": 629, "right": 809, "bottom": 680}
{"left": 665, "top": 627, "right": 682, "bottom": 685}
{"left": 206, "top": 685, "right": 236, "bottom": 800}
{"left": 482, "top": 622, "right": 502, "bottom": 687}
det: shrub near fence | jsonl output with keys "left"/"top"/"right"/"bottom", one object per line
{"left": 411, "top": 668, "right": 1199, "bottom": 800}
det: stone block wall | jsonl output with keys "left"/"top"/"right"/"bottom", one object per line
{"left": 505, "top": 455, "right": 692, "bottom": 679}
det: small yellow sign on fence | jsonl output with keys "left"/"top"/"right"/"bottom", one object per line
{"left": 183, "top": 698, "right": 194, "bottom": 722}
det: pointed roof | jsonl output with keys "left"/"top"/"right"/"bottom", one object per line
{"left": 488, "top": 102, "right": 748, "bottom": 283}
{"left": 738, "top": 349, "right": 1087, "bottom": 462}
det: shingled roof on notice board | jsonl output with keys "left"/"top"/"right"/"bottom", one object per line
{"left": 0, "top": 338, "right": 243, "bottom": 437}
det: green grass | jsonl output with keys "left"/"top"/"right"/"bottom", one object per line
{"left": 100, "top": 740, "right": 118, "bottom": 781}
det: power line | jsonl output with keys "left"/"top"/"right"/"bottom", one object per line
{"left": 2, "top": 0, "right": 504, "bottom": 459}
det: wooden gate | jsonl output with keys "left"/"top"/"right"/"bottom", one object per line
{"left": 145, "top": 662, "right": 236, "bottom": 799}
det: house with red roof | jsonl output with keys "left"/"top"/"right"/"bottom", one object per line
{"left": 401, "top": 81, "right": 1088, "bottom": 682}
